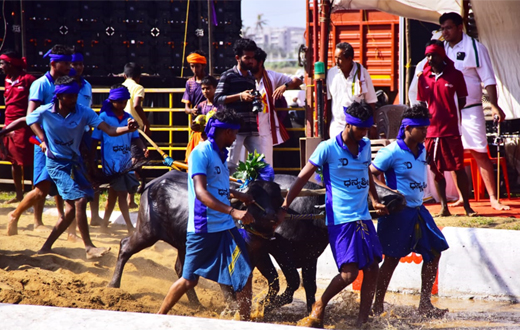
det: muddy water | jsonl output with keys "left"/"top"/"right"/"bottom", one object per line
{"left": 0, "top": 208, "right": 519, "bottom": 329}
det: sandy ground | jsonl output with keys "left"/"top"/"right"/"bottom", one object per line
{"left": 1, "top": 206, "right": 520, "bottom": 329}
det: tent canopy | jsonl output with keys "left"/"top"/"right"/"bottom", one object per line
{"left": 332, "top": 0, "right": 462, "bottom": 24}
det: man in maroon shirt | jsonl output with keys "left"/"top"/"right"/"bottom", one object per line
{"left": 417, "top": 40, "right": 475, "bottom": 216}
{"left": 0, "top": 50, "right": 36, "bottom": 203}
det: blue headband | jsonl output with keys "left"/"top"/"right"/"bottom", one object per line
{"left": 108, "top": 87, "right": 131, "bottom": 101}
{"left": 71, "top": 53, "right": 84, "bottom": 62}
{"left": 99, "top": 87, "right": 131, "bottom": 113}
{"left": 204, "top": 117, "right": 241, "bottom": 141}
{"left": 52, "top": 82, "right": 81, "bottom": 103}
{"left": 43, "top": 49, "right": 72, "bottom": 63}
{"left": 397, "top": 118, "right": 431, "bottom": 139}
{"left": 344, "top": 112, "right": 374, "bottom": 128}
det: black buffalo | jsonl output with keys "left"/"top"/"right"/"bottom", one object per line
{"left": 107, "top": 170, "right": 283, "bottom": 308}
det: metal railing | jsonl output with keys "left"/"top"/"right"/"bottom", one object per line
{"left": 0, "top": 87, "right": 306, "bottom": 187}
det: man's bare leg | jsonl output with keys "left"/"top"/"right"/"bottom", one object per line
{"left": 75, "top": 197, "right": 110, "bottom": 259}
{"left": 102, "top": 188, "right": 118, "bottom": 231}
{"left": 4, "top": 165, "right": 24, "bottom": 204}
{"left": 117, "top": 190, "right": 135, "bottom": 233}
{"left": 471, "top": 150, "right": 510, "bottom": 210}
{"left": 373, "top": 256, "right": 400, "bottom": 315}
{"left": 33, "top": 198, "right": 46, "bottom": 229}
{"left": 89, "top": 190, "right": 102, "bottom": 226}
{"left": 236, "top": 276, "right": 252, "bottom": 321}
{"left": 39, "top": 199, "right": 76, "bottom": 253}
{"left": 433, "top": 177, "right": 451, "bottom": 216}
{"left": 127, "top": 193, "right": 138, "bottom": 209}
{"left": 453, "top": 168, "right": 476, "bottom": 216}
{"left": 418, "top": 254, "right": 448, "bottom": 318}
{"left": 7, "top": 181, "right": 50, "bottom": 235}
{"left": 298, "top": 263, "right": 360, "bottom": 327}
{"left": 158, "top": 277, "right": 198, "bottom": 314}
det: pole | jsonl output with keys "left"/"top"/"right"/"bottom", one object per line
{"left": 495, "top": 116, "right": 501, "bottom": 203}
{"left": 207, "top": 0, "right": 214, "bottom": 75}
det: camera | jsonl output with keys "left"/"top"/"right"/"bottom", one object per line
{"left": 251, "top": 90, "right": 263, "bottom": 113}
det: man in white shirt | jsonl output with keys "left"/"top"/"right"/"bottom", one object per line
{"left": 326, "top": 42, "right": 377, "bottom": 139}
{"left": 440, "top": 12, "right": 509, "bottom": 211}
{"left": 250, "top": 48, "right": 302, "bottom": 166}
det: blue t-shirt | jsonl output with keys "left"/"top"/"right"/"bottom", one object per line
{"left": 92, "top": 109, "right": 139, "bottom": 174}
{"left": 309, "top": 135, "right": 372, "bottom": 225}
{"left": 77, "top": 79, "right": 92, "bottom": 108}
{"left": 372, "top": 139, "right": 428, "bottom": 208}
{"left": 188, "top": 140, "right": 234, "bottom": 233}
{"left": 26, "top": 103, "right": 103, "bottom": 160}
{"left": 29, "top": 72, "right": 55, "bottom": 105}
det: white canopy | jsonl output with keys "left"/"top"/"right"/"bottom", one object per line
{"left": 332, "top": 0, "right": 520, "bottom": 118}
{"left": 332, "top": 0, "right": 462, "bottom": 24}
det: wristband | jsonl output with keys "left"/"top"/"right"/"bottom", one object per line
{"left": 229, "top": 208, "right": 234, "bottom": 216}
{"left": 284, "top": 82, "right": 289, "bottom": 88}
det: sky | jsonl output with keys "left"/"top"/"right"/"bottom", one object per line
{"left": 241, "top": 0, "right": 306, "bottom": 29}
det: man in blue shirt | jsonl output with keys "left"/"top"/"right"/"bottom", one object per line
{"left": 158, "top": 108, "right": 256, "bottom": 320}
{"left": 91, "top": 84, "right": 148, "bottom": 233}
{"left": 279, "top": 102, "right": 388, "bottom": 328}
{"left": 7, "top": 44, "right": 72, "bottom": 236}
{"left": 371, "top": 104, "right": 449, "bottom": 318}
{"left": 27, "top": 76, "right": 139, "bottom": 259}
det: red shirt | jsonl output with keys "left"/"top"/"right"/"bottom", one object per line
{"left": 4, "top": 72, "right": 36, "bottom": 123}
{"left": 417, "top": 63, "right": 467, "bottom": 138}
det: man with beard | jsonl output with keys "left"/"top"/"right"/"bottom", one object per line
{"left": 250, "top": 47, "right": 302, "bottom": 166}
{"left": 440, "top": 12, "right": 509, "bottom": 211}
{"left": 214, "top": 38, "right": 260, "bottom": 165}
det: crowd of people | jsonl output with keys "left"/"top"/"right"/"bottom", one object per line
{"left": 0, "top": 10, "right": 511, "bottom": 327}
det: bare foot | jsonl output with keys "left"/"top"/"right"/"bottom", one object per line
{"left": 2, "top": 196, "right": 22, "bottom": 204}
{"left": 449, "top": 199, "right": 464, "bottom": 207}
{"left": 34, "top": 224, "right": 51, "bottom": 233}
{"left": 296, "top": 316, "right": 323, "bottom": 328}
{"left": 86, "top": 246, "right": 110, "bottom": 259}
{"left": 491, "top": 199, "right": 510, "bottom": 211}
{"left": 465, "top": 207, "right": 478, "bottom": 217}
{"left": 126, "top": 226, "right": 135, "bottom": 235}
{"left": 418, "top": 305, "right": 449, "bottom": 318}
{"left": 7, "top": 212, "right": 19, "bottom": 236}
{"left": 371, "top": 305, "right": 384, "bottom": 316}
{"left": 434, "top": 209, "right": 451, "bottom": 217}
{"left": 67, "top": 233, "right": 80, "bottom": 242}
{"left": 90, "top": 216, "right": 103, "bottom": 226}
{"left": 128, "top": 202, "right": 138, "bottom": 209}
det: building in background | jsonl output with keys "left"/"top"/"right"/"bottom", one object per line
{"left": 246, "top": 26, "right": 305, "bottom": 59}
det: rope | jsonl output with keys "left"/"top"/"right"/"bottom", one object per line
{"left": 180, "top": 0, "right": 190, "bottom": 77}
{"left": 284, "top": 213, "right": 325, "bottom": 220}
{"left": 281, "top": 188, "right": 326, "bottom": 197}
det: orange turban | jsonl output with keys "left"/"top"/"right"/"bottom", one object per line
{"left": 187, "top": 53, "right": 207, "bottom": 65}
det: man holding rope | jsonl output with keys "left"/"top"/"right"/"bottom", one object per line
{"left": 279, "top": 101, "right": 387, "bottom": 328}
{"left": 371, "top": 104, "right": 450, "bottom": 318}
{"left": 158, "top": 107, "right": 255, "bottom": 319}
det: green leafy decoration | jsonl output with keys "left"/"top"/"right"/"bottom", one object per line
{"left": 232, "top": 150, "right": 268, "bottom": 182}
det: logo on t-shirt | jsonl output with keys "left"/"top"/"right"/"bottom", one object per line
{"left": 410, "top": 182, "right": 427, "bottom": 191}
{"left": 218, "top": 188, "right": 229, "bottom": 197}
{"left": 339, "top": 158, "right": 349, "bottom": 166}
{"left": 54, "top": 139, "right": 74, "bottom": 147}
{"left": 214, "top": 166, "right": 221, "bottom": 174}
{"left": 343, "top": 177, "right": 369, "bottom": 189}
{"left": 113, "top": 145, "right": 131, "bottom": 154}
{"left": 404, "top": 161, "right": 412, "bottom": 169}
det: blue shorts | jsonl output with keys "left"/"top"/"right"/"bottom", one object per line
{"left": 377, "top": 205, "right": 449, "bottom": 263}
{"left": 182, "top": 227, "right": 252, "bottom": 292}
{"left": 328, "top": 220, "right": 382, "bottom": 271}
{"left": 33, "top": 146, "right": 58, "bottom": 196}
{"left": 46, "top": 157, "right": 94, "bottom": 201}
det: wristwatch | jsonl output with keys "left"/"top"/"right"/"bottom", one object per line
{"left": 284, "top": 82, "right": 289, "bottom": 89}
